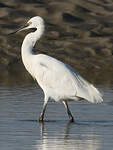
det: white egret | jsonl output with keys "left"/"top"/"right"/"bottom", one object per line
{"left": 9, "top": 16, "right": 103, "bottom": 122}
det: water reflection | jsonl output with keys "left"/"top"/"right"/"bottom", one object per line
{"left": 0, "top": 83, "right": 113, "bottom": 150}
{"left": 38, "top": 122, "right": 101, "bottom": 150}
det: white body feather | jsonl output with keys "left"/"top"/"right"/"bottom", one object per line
{"left": 21, "top": 16, "right": 103, "bottom": 104}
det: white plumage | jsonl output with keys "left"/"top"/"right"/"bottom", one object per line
{"left": 10, "top": 16, "right": 103, "bottom": 122}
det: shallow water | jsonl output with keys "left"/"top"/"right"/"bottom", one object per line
{"left": 0, "top": 82, "right": 113, "bottom": 150}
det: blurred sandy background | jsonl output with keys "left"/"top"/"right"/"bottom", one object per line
{"left": 0, "top": 0, "right": 113, "bottom": 85}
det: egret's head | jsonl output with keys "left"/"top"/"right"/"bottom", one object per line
{"left": 8, "top": 16, "right": 44, "bottom": 35}
{"left": 27, "top": 16, "right": 44, "bottom": 29}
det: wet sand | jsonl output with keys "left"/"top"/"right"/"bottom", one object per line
{"left": 1, "top": 0, "right": 113, "bottom": 77}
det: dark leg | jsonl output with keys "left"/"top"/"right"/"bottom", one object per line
{"left": 39, "top": 101, "right": 48, "bottom": 122}
{"left": 63, "top": 101, "right": 74, "bottom": 122}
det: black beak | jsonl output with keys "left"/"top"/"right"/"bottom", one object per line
{"left": 7, "top": 23, "right": 29, "bottom": 35}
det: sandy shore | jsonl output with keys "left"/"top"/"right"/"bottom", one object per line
{"left": 0, "top": 0, "right": 113, "bottom": 84}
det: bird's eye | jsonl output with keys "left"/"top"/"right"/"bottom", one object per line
{"left": 28, "top": 22, "right": 32, "bottom": 25}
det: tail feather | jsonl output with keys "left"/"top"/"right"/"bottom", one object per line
{"left": 85, "top": 83, "right": 103, "bottom": 103}
{"left": 65, "top": 64, "right": 103, "bottom": 103}
{"left": 74, "top": 73, "right": 103, "bottom": 103}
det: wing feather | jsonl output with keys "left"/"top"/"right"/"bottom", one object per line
{"left": 35, "top": 54, "right": 103, "bottom": 103}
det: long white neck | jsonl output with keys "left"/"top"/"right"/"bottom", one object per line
{"left": 21, "top": 26, "right": 44, "bottom": 55}
{"left": 21, "top": 25, "right": 44, "bottom": 76}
